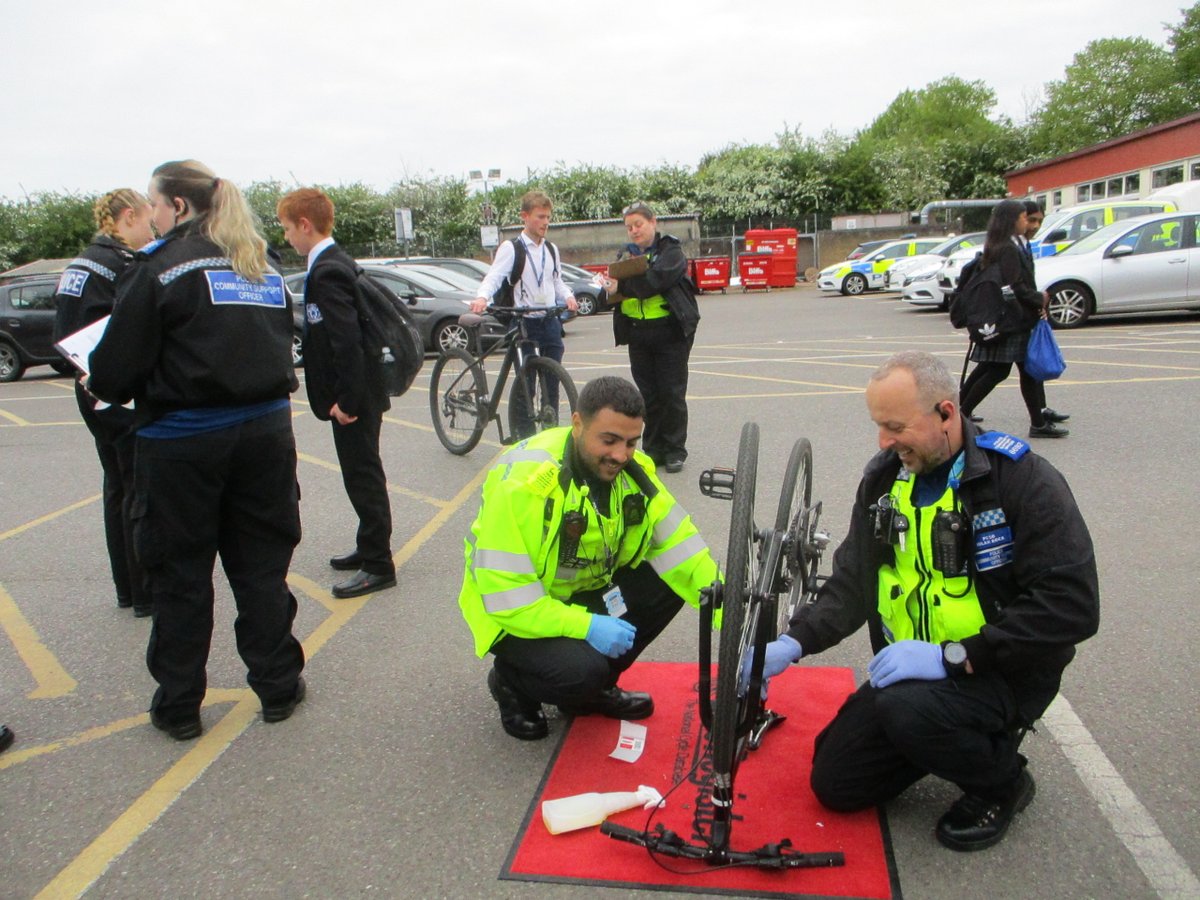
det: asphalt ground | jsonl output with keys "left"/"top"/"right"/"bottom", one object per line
{"left": 1, "top": 283, "right": 1198, "bottom": 899}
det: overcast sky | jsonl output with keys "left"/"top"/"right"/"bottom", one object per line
{"left": 1, "top": 0, "right": 1189, "bottom": 200}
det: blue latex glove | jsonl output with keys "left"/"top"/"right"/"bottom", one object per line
{"left": 585, "top": 615, "right": 637, "bottom": 658}
{"left": 739, "top": 635, "right": 803, "bottom": 696}
{"left": 867, "top": 640, "right": 945, "bottom": 689}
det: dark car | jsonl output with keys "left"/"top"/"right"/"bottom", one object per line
{"left": 845, "top": 239, "right": 894, "bottom": 260}
{"left": 285, "top": 265, "right": 505, "bottom": 355}
{"left": 0, "top": 275, "right": 73, "bottom": 382}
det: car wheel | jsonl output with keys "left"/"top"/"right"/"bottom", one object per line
{"left": 842, "top": 273, "right": 867, "bottom": 296}
{"left": 1047, "top": 282, "right": 1092, "bottom": 329}
{"left": 0, "top": 340, "right": 25, "bottom": 383}
{"left": 291, "top": 329, "right": 304, "bottom": 367}
{"left": 576, "top": 294, "right": 596, "bottom": 316}
{"left": 434, "top": 319, "right": 470, "bottom": 353}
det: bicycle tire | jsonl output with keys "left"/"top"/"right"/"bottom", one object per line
{"left": 776, "top": 438, "right": 813, "bottom": 633}
{"left": 711, "top": 422, "right": 759, "bottom": 788}
{"left": 506, "top": 356, "right": 578, "bottom": 441}
{"left": 429, "top": 349, "right": 489, "bottom": 455}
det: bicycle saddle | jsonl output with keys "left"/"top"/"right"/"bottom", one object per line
{"left": 458, "top": 312, "right": 485, "bottom": 326}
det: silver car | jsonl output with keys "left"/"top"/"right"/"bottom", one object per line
{"left": 1035, "top": 212, "right": 1198, "bottom": 328}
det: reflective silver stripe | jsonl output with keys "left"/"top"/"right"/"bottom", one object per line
{"left": 499, "top": 448, "right": 556, "bottom": 466}
{"left": 653, "top": 505, "right": 687, "bottom": 544}
{"left": 158, "top": 257, "right": 232, "bottom": 285}
{"left": 556, "top": 566, "right": 581, "bottom": 582}
{"left": 648, "top": 533, "right": 710, "bottom": 573}
{"left": 474, "top": 549, "right": 536, "bottom": 575}
{"left": 482, "top": 581, "right": 546, "bottom": 614}
{"left": 67, "top": 258, "right": 117, "bottom": 281}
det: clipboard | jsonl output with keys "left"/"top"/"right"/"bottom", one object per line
{"left": 608, "top": 255, "right": 649, "bottom": 280}
{"left": 54, "top": 315, "right": 110, "bottom": 376}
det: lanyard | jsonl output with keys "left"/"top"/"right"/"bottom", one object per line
{"left": 525, "top": 239, "right": 548, "bottom": 288}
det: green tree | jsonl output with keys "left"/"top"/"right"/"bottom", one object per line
{"left": 1169, "top": 1, "right": 1200, "bottom": 95}
{"left": 693, "top": 143, "right": 794, "bottom": 220}
{"left": 1030, "top": 37, "right": 1190, "bottom": 155}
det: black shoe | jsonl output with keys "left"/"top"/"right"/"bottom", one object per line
{"left": 331, "top": 570, "right": 396, "bottom": 599}
{"left": 262, "top": 677, "right": 306, "bottom": 723}
{"left": 117, "top": 595, "right": 133, "bottom": 609}
{"left": 936, "top": 769, "right": 1036, "bottom": 852}
{"left": 329, "top": 550, "right": 363, "bottom": 571}
{"left": 0, "top": 724, "right": 13, "bottom": 753}
{"left": 487, "top": 668, "right": 548, "bottom": 741}
{"left": 150, "top": 708, "right": 203, "bottom": 741}
{"left": 1029, "top": 422, "right": 1069, "bottom": 438}
{"left": 968, "top": 414, "right": 984, "bottom": 423}
{"left": 1042, "top": 407, "right": 1070, "bottom": 423}
{"left": 132, "top": 604, "right": 153, "bottom": 618}
{"left": 558, "top": 687, "right": 654, "bottom": 720}
{"left": 664, "top": 458, "right": 684, "bottom": 474}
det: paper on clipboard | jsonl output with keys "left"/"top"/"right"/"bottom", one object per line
{"left": 607, "top": 255, "right": 649, "bottom": 280}
{"left": 54, "top": 315, "right": 110, "bottom": 376}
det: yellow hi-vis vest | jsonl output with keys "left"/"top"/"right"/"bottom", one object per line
{"left": 619, "top": 251, "right": 671, "bottom": 320}
{"left": 876, "top": 470, "right": 987, "bottom": 645}
{"left": 459, "top": 427, "right": 719, "bottom": 657}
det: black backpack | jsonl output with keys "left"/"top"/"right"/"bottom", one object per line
{"left": 353, "top": 267, "right": 424, "bottom": 396}
{"left": 949, "top": 256, "right": 1019, "bottom": 343}
{"left": 492, "top": 237, "right": 559, "bottom": 307}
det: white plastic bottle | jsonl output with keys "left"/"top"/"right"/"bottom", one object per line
{"left": 541, "top": 785, "right": 664, "bottom": 834}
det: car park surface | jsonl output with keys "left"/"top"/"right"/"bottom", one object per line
{"left": 2, "top": 284, "right": 1197, "bottom": 899}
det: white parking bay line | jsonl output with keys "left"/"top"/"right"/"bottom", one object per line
{"left": 1045, "top": 694, "right": 1200, "bottom": 898}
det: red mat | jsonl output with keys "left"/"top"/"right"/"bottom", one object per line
{"left": 502, "top": 662, "right": 900, "bottom": 899}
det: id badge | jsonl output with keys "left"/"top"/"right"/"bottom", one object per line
{"left": 603, "top": 585, "right": 627, "bottom": 618}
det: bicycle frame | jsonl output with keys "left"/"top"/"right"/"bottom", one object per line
{"left": 471, "top": 316, "right": 543, "bottom": 445}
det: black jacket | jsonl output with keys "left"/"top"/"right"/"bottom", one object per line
{"left": 612, "top": 233, "right": 700, "bottom": 345}
{"left": 993, "top": 240, "right": 1043, "bottom": 331}
{"left": 54, "top": 235, "right": 136, "bottom": 340}
{"left": 302, "top": 243, "right": 389, "bottom": 421}
{"left": 786, "top": 419, "right": 1099, "bottom": 722}
{"left": 88, "top": 222, "right": 297, "bottom": 424}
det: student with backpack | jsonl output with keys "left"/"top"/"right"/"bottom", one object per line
{"left": 278, "top": 188, "right": 397, "bottom": 599}
{"left": 472, "top": 191, "right": 578, "bottom": 434}
{"left": 957, "top": 199, "right": 1069, "bottom": 439}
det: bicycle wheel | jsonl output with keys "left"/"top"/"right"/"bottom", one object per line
{"left": 711, "top": 422, "right": 759, "bottom": 788}
{"left": 775, "top": 438, "right": 813, "bottom": 633}
{"left": 429, "top": 349, "right": 489, "bottom": 455}
{"left": 506, "top": 356, "right": 579, "bottom": 441}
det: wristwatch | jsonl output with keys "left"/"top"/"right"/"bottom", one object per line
{"left": 941, "top": 641, "right": 969, "bottom": 677}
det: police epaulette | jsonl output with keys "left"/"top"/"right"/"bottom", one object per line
{"left": 975, "top": 431, "right": 1030, "bottom": 460}
{"left": 137, "top": 238, "right": 167, "bottom": 257}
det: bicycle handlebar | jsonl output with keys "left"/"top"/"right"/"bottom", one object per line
{"left": 600, "top": 821, "right": 846, "bottom": 869}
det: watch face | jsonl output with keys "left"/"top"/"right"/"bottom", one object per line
{"left": 944, "top": 642, "right": 968, "bottom": 666}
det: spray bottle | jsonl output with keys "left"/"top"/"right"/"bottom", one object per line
{"left": 541, "top": 785, "right": 665, "bottom": 834}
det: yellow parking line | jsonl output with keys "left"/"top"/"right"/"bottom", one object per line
{"left": 0, "top": 407, "right": 29, "bottom": 425}
{"left": 285, "top": 572, "right": 337, "bottom": 613}
{"left": 296, "top": 451, "right": 448, "bottom": 508}
{"left": 0, "top": 494, "right": 100, "bottom": 544}
{"left": 34, "top": 451, "right": 499, "bottom": 897}
{"left": 690, "top": 368, "right": 863, "bottom": 392}
{"left": 0, "top": 584, "right": 78, "bottom": 698}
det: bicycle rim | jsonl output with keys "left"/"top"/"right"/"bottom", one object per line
{"left": 506, "top": 356, "right": 578, "bottom": 440}
{"left": 777, "top": 438, "right": 813, "bottom": 633}
{"left": 711, "top": 422, "right": 759, "bottom": 790}
{"left": 429, "top": 349, "right": 488, "bottom": 455}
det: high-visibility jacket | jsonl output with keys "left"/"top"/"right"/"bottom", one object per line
{"left": 876, "top": 467, "right": 987, "bottom": 645}
{"left": 459, "top": 427, "right": 719, "bottom": 657}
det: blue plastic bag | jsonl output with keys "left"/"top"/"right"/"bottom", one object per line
{"left": 1025, "top": 319, "right": 1066, "bottom": 381}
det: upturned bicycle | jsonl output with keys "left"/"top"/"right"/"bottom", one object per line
{"left": 429, "top": 305, "right": 578, "bottom": 454}
{"left": 603, "top": 421, "right": 838, "bottom": 870}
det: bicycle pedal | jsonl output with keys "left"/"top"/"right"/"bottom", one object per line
{"left": 699, "top": 466, "right": 735, "bottom": 500}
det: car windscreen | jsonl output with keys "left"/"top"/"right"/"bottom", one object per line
{"left": 1033, "top": 209, "right": 1071, "bottom": 241}
{"left": 404, "top": 265, "right": 481, "bottom": 292}
{"left": 1058, "top": 220, "right": 1131, "bottom": 256}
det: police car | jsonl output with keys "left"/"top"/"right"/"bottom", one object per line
{"left": 1029, "top": 199, "right": 1177, "bottom": 258}
{"left": 817, "top": 237, "right": 945, "bottom": 295}
{"left": 886, "top": 232, "right": 986, "bottom": 297}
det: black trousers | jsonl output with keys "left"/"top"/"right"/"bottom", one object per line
{"left": 330, "top": 408, "right": 394, "bottom": 576}
{"left": 626, "top": 321, "right": 693, "bottom": 464}
{"left": 491, "top": 563, "right": 684, "bottom": 707}
{"left": 79, "top": 389, "right": 147, "bottom": 608}
{"left": 512, "top": 315, "right": 566, "bottom": 436}
{"left": 810, "top": 675, "right": 1025, "bottom": 812}
{"left": 134, "top": 409, "right": 304, "bottom": 723}
{"left": 960, "top": 361, "right": 1047, "bottom": 427}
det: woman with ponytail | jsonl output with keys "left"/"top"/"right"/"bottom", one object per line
{"left": 54, "top": 188, "right": 155, "bottom": 616}
{"left": 89, "top": 160, "right": 306, "bottom": 741}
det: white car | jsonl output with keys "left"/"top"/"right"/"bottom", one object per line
{"left": 1035, "top": 211, "right": 1198, "bottom": 328}
{"left": 886, "top": 233, "right": 985, "bottom": 291}
{"left": 935, "top": 246, "right": 984, "bottom": 305}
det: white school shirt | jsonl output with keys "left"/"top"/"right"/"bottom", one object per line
{"left": 476, "top": 232, "right": 574, "bottom": 309}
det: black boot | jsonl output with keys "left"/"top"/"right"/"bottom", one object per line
{"left": 936, "top": 769, "right": 1036, "bottom": 851}
{"left": 488, "top": 668, "right": 548, "bottom": 741}
{"left": 558, "top": 686, "right": 654, "bottom": 720}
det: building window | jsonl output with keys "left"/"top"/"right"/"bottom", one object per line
{"left": 1092, "top": 181, "right": 1106, "bottom": 198}
{"left": 1125, "top": 174, "right": 1140, "bottom": 195}
{"left": 1152, "top": 165, "right": 1184, "bottom": 189}
{"left": 1052, "top": 190, "right": 1062, "bottom": 207}
{"left": 1077, "top": 184, "right": 1090, "bottom": 202}
{"left": 1107, "top": 177, "right": 1124, "bottom": 196}
{"left": 1191, "top": 162, "right": 1200, "bottom": 181}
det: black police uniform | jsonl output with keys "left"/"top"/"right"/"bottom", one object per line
{"left": 53, "top": 235, "right": 147, "bottom": 611}
{"left": 611, "top": 233, "right": 701, "bottom": 467}
{"left": 88, "top": 221, "right": 305, "bottom": 728}
{"left": 784, "top": 420, "right": 1099, "bottom": 810}
{"left": 302, "top": 242, "right": 394, "bottom": 577}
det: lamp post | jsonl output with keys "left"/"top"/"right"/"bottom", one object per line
{"left": 470, "top": 168, "right": 502, "bottom": 257}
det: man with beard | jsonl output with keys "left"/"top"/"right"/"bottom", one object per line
{"left": 753, "top": 351, "right": 1098, "bottom": 851}
{"left": 459, "top": 376, "right": 720, "bottom": 741}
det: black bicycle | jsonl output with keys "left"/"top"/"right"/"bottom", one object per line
{"left": 603, "top": 421, "right": 837, "bottom": 870}
{"left": 429, "top": 305, "right": 578, "bottom": 454}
